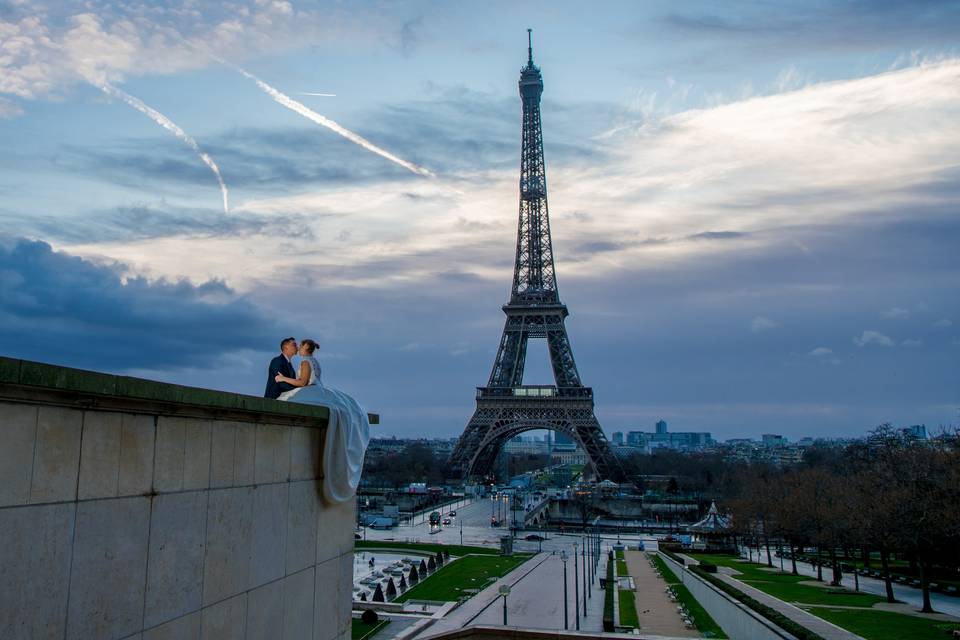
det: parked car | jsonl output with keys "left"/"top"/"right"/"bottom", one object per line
{"left": 524, "top": 534, "right": 544, "bottom": 541}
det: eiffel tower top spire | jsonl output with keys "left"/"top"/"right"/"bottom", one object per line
{"left": 512, "top": 29, "right": 556, "bottom": 306}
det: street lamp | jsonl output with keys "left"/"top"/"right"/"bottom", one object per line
{"left": 582, "top": 535, "right": 588, "bottom": 615}
{"left": 499, "top": 584, "right": 511, "bottom": 625}
{"left": 561, "top": 551, "right": 569, "bottom": 630}
{"left": 573, "top": 543, "right": 580, "bottom": 630}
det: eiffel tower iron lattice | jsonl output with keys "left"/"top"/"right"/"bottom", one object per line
{"left": 449, "top": 31, "right": 624, "bottom": 483}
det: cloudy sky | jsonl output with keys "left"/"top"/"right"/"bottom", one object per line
{"left": 1, "top": 0, "right": 958, "bottom": 441}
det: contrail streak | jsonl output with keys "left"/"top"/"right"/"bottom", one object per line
{"left": 233, "top": 66, "right": 434, "bottom": 177}
{"left": 96, "top": 81, "right": 230, "bottom": 213}
{"left": 301, "top": 92, "right": 337, "bottom": 97}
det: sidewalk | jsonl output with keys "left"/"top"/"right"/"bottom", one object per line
{"left": 624, "top": 551, "right": 698, "bottom": 637}
{"left": 424, "top": 551, "right": 607, "bottom": 636}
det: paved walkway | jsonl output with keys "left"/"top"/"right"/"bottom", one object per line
{"left": 422, "top": 550, "right": 608, "bottom": 636}
{"left": 624, "top": 551, "right": 699, "bottom": 638}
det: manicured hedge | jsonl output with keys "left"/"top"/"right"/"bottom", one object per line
{"left": 603, "top": 560, "right": 615, "bottom": 631}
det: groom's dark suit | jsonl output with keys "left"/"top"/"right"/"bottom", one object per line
{"left": 264, "top": 355, "right": 296, "bottom": 399}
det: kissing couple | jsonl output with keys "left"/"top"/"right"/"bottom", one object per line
{"left": 264, "top": 336, "right": 322, "bottom": 400}
{"left": 263, "top": 336, "right": 370, "bottom": 505}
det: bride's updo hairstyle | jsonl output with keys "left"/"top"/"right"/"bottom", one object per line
{"left": 301, "top": 339, "right": 319, "bottom": 354}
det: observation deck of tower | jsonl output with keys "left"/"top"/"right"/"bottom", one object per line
{"left": 448, "top": 30, "right": 623, "bottom": 483}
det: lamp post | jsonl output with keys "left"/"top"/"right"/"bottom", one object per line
{"left": 499, "top": 584, "right": 511, "bottom": 625}
{"left": 582, "top": 535, "right": 588, "bottom": 615}
{"left": 573, "top": 543, "right": 580, "bottom": 630}
{"left": 588, "top": 530, "right": 593, "bottom": 593}
{"left": 561, "top": 551, "right": 569, "bottom": 630}
{"left": 460, "top": 518, "right": 463, "bottom": 546}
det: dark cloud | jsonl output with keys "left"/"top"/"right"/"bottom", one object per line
{"left": 661, "top": 1, "right": 960, "bottom": 52}
{"left": 1, "top": 204, "right": 321, "bottom": 244}
{"left": 0, "top": 237, "right": 280, "bottom": 371}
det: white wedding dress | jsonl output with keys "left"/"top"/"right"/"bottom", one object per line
{"left": 278, "top": 356, "right": 369, "bottom": 504}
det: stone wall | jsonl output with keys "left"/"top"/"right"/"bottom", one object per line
{"left": 0, "top": 357, "right": 355, "bottom": 640}
{"left": 657, "top": 552, "right": 794, "bottom": 640}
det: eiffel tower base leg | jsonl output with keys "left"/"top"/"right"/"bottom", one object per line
{"left": 449, "top": 398, "right": 624, "bottom": 482}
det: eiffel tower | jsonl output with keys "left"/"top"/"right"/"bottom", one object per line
{"left": 449, "top": 31, "right": 623, "bottom": 483}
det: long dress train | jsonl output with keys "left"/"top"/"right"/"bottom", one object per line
{"left": 278, "top": 360, "right": 369, "bottom": 503}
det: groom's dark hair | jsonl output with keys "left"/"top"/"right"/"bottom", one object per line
{"left": 280, "top": 337, "right": 296, "bottom": 350}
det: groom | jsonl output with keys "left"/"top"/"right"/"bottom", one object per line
{"left": 264, "top": 337, "right": 298, "bottom": 399}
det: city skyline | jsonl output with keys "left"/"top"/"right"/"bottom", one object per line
{"left": 1, "top": 1, "right": 958, "bottom": 440}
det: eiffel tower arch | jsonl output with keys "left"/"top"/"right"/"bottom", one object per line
{"left": 449, "top": 31, "right": 624, "bottom": 483}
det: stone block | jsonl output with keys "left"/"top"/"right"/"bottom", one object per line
{"left": 182, "top": 419, "right": 211, "bottom": 490}
{"left": 234, "top": 422, "right": 256, "bottom": 486}
{"left": 246, "top": 579, "right": 284, "bottom": 640}
{"left": 200, "top": 593, "right": 247, "bottom": 640}
{"left": 250, "top": 483, "right": 289, "bottom": 588}
{"left": 0, "top": 355, "right": 21, "bottom": 383}
{"left": 210, "top": 422, "right": 237, "bottom": 488}
{"left": 290, "top": 426, "right": 321, "bottom": 481}
{"left": 282, "top": 567, "right": 314, "bottom": 640}
{"left": 116, "top": 376, "right": 183, "bottom": 405}
{"left": 142, "top": 612, "right": 200, "bottom": 640}
{"left": 19, "top": 360, "right": 116, "bottom": 395}
{"left": 255, "top": 424, "right": 290, "bottom": 484}
{"left": 144, "top": 491, "right": 208, "bottom": 628}
{"left": 119, "top": 413, "right": 155, "bottom": 496}
{"left": 30, "top": 406, "right": 82, "bottom": 503}
{"left": 154, "top": 417, "right": 186, "bottom": 493}
{"left": 77, "top": 411, "right": 122, "bottom": 500}
{"left": 0, "top": 503, "right": 74, "bottom": 639}
{"left": 317, "top": 499, "right": 355, "bottom": 565}
{"left": 337, "top": 552, "right": 353, "bottom": 636}
{"left": 203, "top": 487, "right": 253, "bottom": 605}
{"left": 313, "top": 557, "right": 339, "bottom": 640}
{"left": 67, "top": 496, "right": 151, "bottom": 640}
{"left": 286, "top": 481, "right": 319, "bottom": 574}
{"left": 0, "top": 402, "right": 37, "bottom": 507}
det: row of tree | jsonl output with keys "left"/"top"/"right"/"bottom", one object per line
{"left": 726, "top": 426, "right": 960, "bottom": 613}
{"left": 361, "top": 441, "right": 547, "bottom": 488}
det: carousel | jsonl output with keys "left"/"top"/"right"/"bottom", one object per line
{"left": 687, "top": 501, "right": 734, "bottom": 552}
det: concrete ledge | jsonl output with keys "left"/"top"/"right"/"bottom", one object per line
{"left": 422, "top": 624, "right": 657, "bottom": 640}
{"left": 0, "top": 355, "right": 330, "bottom": 426}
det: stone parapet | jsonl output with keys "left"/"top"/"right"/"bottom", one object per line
{"left": 0, "top": 356, "right": 354, "bottom": 640}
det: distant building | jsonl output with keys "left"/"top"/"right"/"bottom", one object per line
{"left": 611, "top": 431, "right": 624, "bottom": 445}
{"left": 554, "top": 432, "right": 574, "bottom": 446}
{"left": 901, "top": 424, "right": 928, "bottom": 441}
{"left": 614, "top": 421, "right": 714, "bottom": 453}
{"left": 762, "top": 434, "right": 787, "bottom": 447}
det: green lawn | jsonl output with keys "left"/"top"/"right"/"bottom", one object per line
{"left": 690, "top": 554, "right": 958, "bottom": 640}
{"left": 688, "top": 554, "right": 883, "bottom": 607}
{"left": 619, "top": 589, "right": 639, "bottom": 628}
{"left": 652, "top": 554, "right": 728, "bottom": 639}
{"left": 355, "top": 540, "right": 500, "bottom": 556}
{"left": 804, "top": 608, "right": 960, "bottom": 640}
{"left": 351, "top": 619, "right": 389, "bottom": 640}
{"left": 393, "top": 553, "right": 532, "bottom": 603}
{"left": 615, "top": 550, "right": 628, "bottom": 577}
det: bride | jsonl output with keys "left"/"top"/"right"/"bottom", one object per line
{"left": 275, "top": 339, "right": 369, "bottom": 504}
